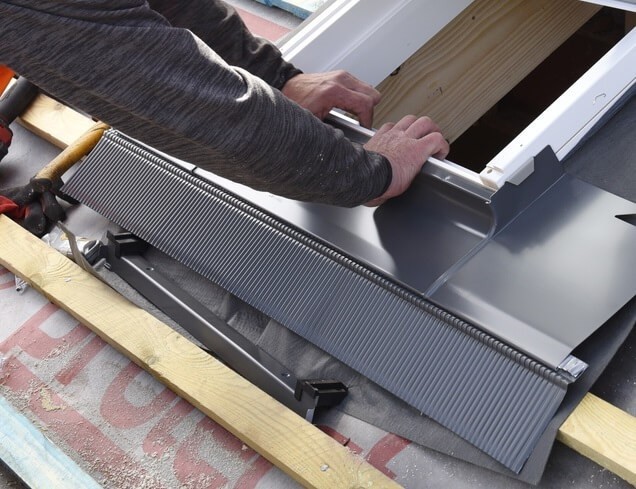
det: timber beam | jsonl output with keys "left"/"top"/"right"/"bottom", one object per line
{"left": 374, "top": 0, "right": 601, "bottom": 142}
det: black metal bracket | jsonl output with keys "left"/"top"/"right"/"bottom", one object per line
{"left": 103, "top": 231, "right": 347, "bottom": 421}
{"left": 295, "top": 379, "right": 348, "bottom": 408}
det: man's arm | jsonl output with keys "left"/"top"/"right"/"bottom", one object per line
{"left": 150, "top": 0, "right": 382, "bottom": 129}
{"left": 148, "top": 0, "right": 449, "bottom": 191}
{"left": 0, "top": 1, "right": 447, "bottom": 206}
{"left": 148, "top": 0, "right": 301, "bottom": 90}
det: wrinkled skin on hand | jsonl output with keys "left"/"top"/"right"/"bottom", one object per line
{"left": 282, "top": 70, "right": 381, "bottom": 128}
{"left": 363, "top": 115, "right": 449, "bottom": 206}
{"left": 282, "top": 72, "right": 448, "bottom": 207}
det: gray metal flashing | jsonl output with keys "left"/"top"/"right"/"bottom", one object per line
{"left": 432, "top": 147, "right": 636, "bottom": 367}
{"left": 189, "top": 142, "right": 636, "bottom": 370}
{"left": 63, "top": 130, "right": 572, "bottom": 472}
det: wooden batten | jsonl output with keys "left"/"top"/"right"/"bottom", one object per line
{"left": 19, "top": 93, "right": 96, "bottom": 149}
{"left": 558, "top": 393, "right": 636, "bottom": 486}
{"left": 0, "top": 215, "right": 399, "bottom": 489}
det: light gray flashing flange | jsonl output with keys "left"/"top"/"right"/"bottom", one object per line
{"left": 62, "top": 130, "right": 571, "bottom": 472}
{"left": 558, "top": 355, "right": 588, "bottom": 379}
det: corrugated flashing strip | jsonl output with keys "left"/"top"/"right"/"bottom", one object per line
{"left": 63, "top": 130, "right": 571, "bottom": 472}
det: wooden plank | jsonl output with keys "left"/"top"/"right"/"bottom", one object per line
{"left": 627, "top": 11, "right": 636, "bottom": 32}
{"left": 0, "top": 215, "right": 400, "bottom": 489}
{"left": 2, "top": 78, "right": 92, "bottom": 149}
{"left": 558, "top": 393, "right": 636, "bottom": 485}
{"left": 18, "top": 93, "right": 96, "bottom": 149}
{"left": 374, "top": 0, "right": 600, "bottom": 142}
{"left": 0, "top": 394, "right": 102, "bottom": 489}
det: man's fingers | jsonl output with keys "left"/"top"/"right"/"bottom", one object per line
{"left": 281, "top": 71, "right": 382, "bottom": 127}
{"left": 391, "top": 115, "right": 442, "bottom": 138}
{"left": 375, "top": 122, "right": 395, "bottom": 135}
{"left": 363, "top": 112, "right": 449, "bottom": 206}
{"left": 332, "top": 88, "right": 376, "bottom": 128}
{"left": 317, "top": 76, "right": 377, "bottom": 127}
{"left": 415, "top": 132, "right": 450, "bottom": 160}
{"left": 392, "top": 115, "right": 419, "bottom": 132}
{"left": 404, "top": 116, "right": 440, "bottom": 139}
{"left": 311, "top": 89, "right": 374, "bottom": 127}
{"left": 358, "top": 109, "right": 374, "bottom": 129}
{"left": 336, "top": 70, "right": 381, "bottom": 104}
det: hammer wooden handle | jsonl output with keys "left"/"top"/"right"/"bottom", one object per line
{"left": 35, "top": 121, "right": 110, "bottom": 182}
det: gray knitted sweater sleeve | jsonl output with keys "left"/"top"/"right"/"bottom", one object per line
{"left": 0, "top": 0, "right": 391, "bottom": 207}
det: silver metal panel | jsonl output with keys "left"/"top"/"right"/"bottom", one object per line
{"left": 202, "top": 175, "right": 493, "bottom": 296}
{"left": 191, "top": 135, "right": 635, "bottom": 370}
{"left": 62, "top": 131, "right": 569, "bottom": 472}
{"left": 432, "top": 148, "right": 636, "bottom": 366}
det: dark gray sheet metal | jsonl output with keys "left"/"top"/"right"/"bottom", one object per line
{"left": 62, "top": 131, "right": 571, "bottom": 472}
{"left": 431, "top": 148, "right": 636, "bottom": 366}
{"left": 185, "top": 140, "right": 635, "bottom": 370}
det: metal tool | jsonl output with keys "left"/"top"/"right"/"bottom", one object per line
{"left": 102, "top": 231, "right": 347, "bottom": 421}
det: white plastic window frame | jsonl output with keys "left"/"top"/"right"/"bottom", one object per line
{"left": 481, "top": 27, "right": 635, "bottom": 189}
{"left": 280, "top": 1, "right": 635, "bottom": 192}
{"left": 580, "top": 0, "right": 636, "bottom": 12}
{"left": 278, "top": 0, "right": 473, "bottom": 87}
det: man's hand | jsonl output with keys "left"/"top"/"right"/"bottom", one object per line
{"left": 281, "top": 71, "right": 381, "bottom": 128}
{"left": 363, "top": 115, "right": 449, "bottom": 206}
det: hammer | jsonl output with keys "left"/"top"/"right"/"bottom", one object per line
{"left": 0, "top": 121, "right": 110, "bottom": 236}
